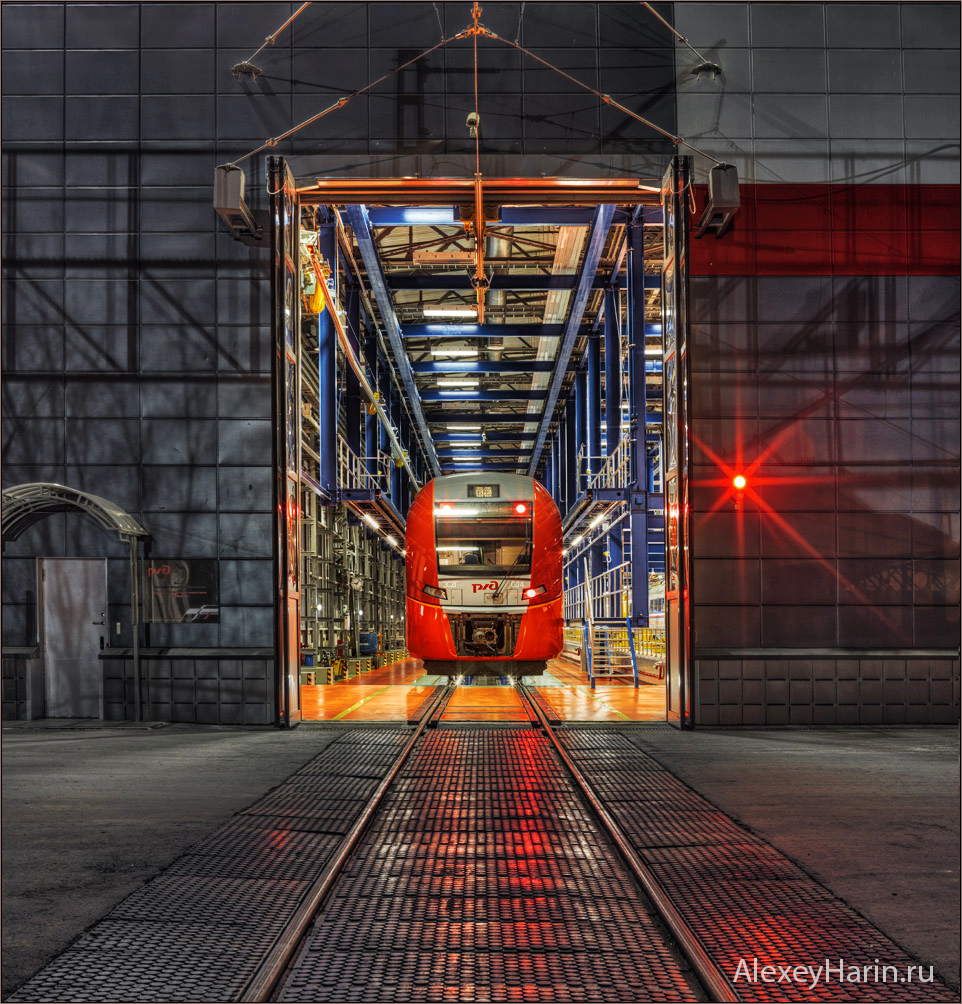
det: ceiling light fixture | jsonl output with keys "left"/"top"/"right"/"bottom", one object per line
{"left": 423, "top": 308, "right": 478, "bottom": 318}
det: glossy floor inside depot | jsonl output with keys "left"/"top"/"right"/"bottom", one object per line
{"left": 299, "top": 657, "right": 667, "bottom": 723}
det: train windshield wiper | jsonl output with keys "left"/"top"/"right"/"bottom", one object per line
{"left": 493, "top": 544, "right": 530, "bottom": 600}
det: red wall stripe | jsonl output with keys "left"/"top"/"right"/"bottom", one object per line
{"left": 689, "top": 184, "right": 960, "bottom": 276}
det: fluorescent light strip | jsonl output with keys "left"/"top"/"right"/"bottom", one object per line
{"left": 423, "top": 308, "right": 477, "bottom": 318}
{"left": 431, "top": 349, "right": 478, "bottom": 357}
{"left": 437, "top": 379, "right": 479, "bottom": 387}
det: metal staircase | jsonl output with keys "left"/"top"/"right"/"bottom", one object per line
{"left": 585, "top": 621, "right": 640, "bottom": 688}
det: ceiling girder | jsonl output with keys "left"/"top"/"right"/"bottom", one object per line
{"left": 527, "top": 203, "right": 617, "bottom": 477}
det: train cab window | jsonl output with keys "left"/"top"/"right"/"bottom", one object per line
{"left": 435, "top": 501, "right": 532, "bottom": 576}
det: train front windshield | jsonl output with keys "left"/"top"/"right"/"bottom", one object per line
{"left": 435, "top": 502, "right": 532, "bottom": 576}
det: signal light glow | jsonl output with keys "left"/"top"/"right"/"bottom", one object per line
{"left": 733, "top": 475, "right": 746, "bottom": 489}
{"left": 525, "top": 588, "right": 537, "bottom": 598}
{"left": 514, "top": 503, "right": 528, "bottom": 514}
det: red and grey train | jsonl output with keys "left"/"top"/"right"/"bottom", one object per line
{"left": 405, "top": 473, "right": 564, "bottom": 675}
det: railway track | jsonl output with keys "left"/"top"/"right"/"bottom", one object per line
{"left": 248, "top": 683, "right": 728, "bottom": 1003}
{"left": 11, "top": 681, "right": 957, "bottom": 1003}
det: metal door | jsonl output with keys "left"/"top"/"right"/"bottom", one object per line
{"left": 40, "top": 558, "right": 107, "bottom": 718}
{"left": 661, "top": 157, "right": 693, "bottom": 728}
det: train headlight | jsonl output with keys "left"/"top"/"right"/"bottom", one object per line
{"left": 514, "top": 502, "right": 528, "bottom": 514}
{"left": 422, "top": 584, "right": 447, "bottom": 600}
{"left": 525, "top": 585, "right": 547, "bottom": 599}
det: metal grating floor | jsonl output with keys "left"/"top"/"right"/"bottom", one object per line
{"left": 276, "top": 729, "right": 701, "bottom": 1003}
{"left": 560, "top": 730, "right": 957, "bottom": 1002}
{"left": 7, "top": 729, "right": 412, "bottom": 1003}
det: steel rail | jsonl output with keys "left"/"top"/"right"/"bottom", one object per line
{"left": 519, "top": 682, "right": 742, "bottom": 1003}
{"left": 239, "top": 684, "right": 453, "bottom": 1002}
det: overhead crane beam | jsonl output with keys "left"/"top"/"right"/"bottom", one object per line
{"left": 343, "top": 204, "right": 442, "bottom": 479}
{"left": 420, "top": 390, "right": 548, "bottom": 403}
{"left": 527, "top": 203, "right": 616, "bottom": 478}
{"left": 387, "top": 275, "right": 651, "bottom": 291}
{"left": 411, "top": 361, "right": 554, "bottom": 374}
{"left": 367, "top": 207, "right": 632, "bottom": 227}
{"left": 403, "top": 323, "right": 571, "bottom": 340}
{"left": 297, "top": 177, "right": 660, "bottom": 205}
{"left": 425, "top": 413, "right": 537, "bottom": 423}
{"left": 437, "top": 432, "right": 533, "bottom": 443}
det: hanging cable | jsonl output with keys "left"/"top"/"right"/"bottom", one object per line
{"left": 229, "top": 34, "right": 459, "bottom": 165}
{"left": 431, "top": 1, "right": 445, "bottom": 41}
{"left": 233, "top": 2, "right": 312, "bottom": 78}
{"left": 638, "top": 2, "right": 721, "bottom": 76}
{"left": 482, "top": 28, "right": 726, "bottom": 167}
{"left": 470, "top": 2, "right": 487, "bottom": 323}
{"left": 514, "top": 2, "right": 526, "bottom": 44}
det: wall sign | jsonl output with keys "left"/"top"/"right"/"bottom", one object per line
{"left": 143, "top": 559, "right": 220, "bottom": 623}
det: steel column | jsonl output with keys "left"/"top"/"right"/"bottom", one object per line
{"left": 630, "top": 505, "right": 650, "bottom": 626}
{"left": 587, "top": 336, "right": 601, "bottom": 478}
{"left": 604, "top": 288, "right": 621, "bottom": 460}
{"left": 564, "top": 398, "right": 577, "bottom": 516}
{"left": 628, "top": 223, "right": 647, "bottom": 491}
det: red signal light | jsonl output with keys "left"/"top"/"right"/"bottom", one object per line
{"left": 733, "top": 475, "right": 746, "bottom": 490}
{"left": 514, "top": 503, "right": 528, "bottom": 514}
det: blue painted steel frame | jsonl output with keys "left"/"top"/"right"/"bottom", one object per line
{"left": 528, "top": 204, "right": 616, "bottom": 476}
{"left": 343, "top": 204, "right": 441, "bottom": 478}
{"left": 317, "top": 224, "right": 338, "bottom": 494}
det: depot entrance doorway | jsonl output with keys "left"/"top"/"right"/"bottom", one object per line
{"left": 254, "top": 161, "right": 691, "bottom": 726}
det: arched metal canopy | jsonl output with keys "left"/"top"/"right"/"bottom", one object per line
{"left": 1, "top": 483, "right": 149, "bottom": 544}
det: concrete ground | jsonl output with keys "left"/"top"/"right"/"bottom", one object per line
{"left": 0, "top": 721, "right": 341, "bottom": 999}
{"left": 630, "top": 726, "right": 960, "bottom": 990}
{"left": 1, "top": 720, "right": 958, "bottom": 999}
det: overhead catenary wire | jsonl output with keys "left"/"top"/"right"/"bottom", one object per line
{"left": 486, "top": 29, "right": 726, "bottom": 167}
{"left": 238, "top": 2, "right": 312, "bottom": 70}
{"left": 227, "top": 10, "right": 723, "bottom": 170}
{"left": 638, "top": 1, "right": 720, "bottom": 69}
{"left": 230, "top": 34, "right": 458, "bottom": 165}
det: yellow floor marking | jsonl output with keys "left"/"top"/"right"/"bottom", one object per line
{"left": 332, "top": 685, "right": 393, "bottom": 720}
{"left": 573, "top": 685, "right": 632, "bottom": 720}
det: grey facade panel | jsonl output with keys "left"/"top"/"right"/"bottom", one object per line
{"left": 826, "top": 4, "right": 902, "bottom": 48}
{"left": 142, "top": 419, "right": 218, "bottom": 465}
{"left": 827, "top": 50, "right": 902, "bottom": 93}
{"left": 750, "top": 4, "right": 827, "bottom": 48}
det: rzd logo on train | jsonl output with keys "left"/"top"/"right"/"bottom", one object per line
{"left": 472, "top": 581, "right": 499, "bottom": 593}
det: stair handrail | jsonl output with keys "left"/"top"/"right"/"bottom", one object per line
{"left": 626, "top": 617, "right": 640, "bottom": 689}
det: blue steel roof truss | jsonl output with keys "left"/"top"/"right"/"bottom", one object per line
{"left": 343, "top": 199, "right": 641, "bottom": 475}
